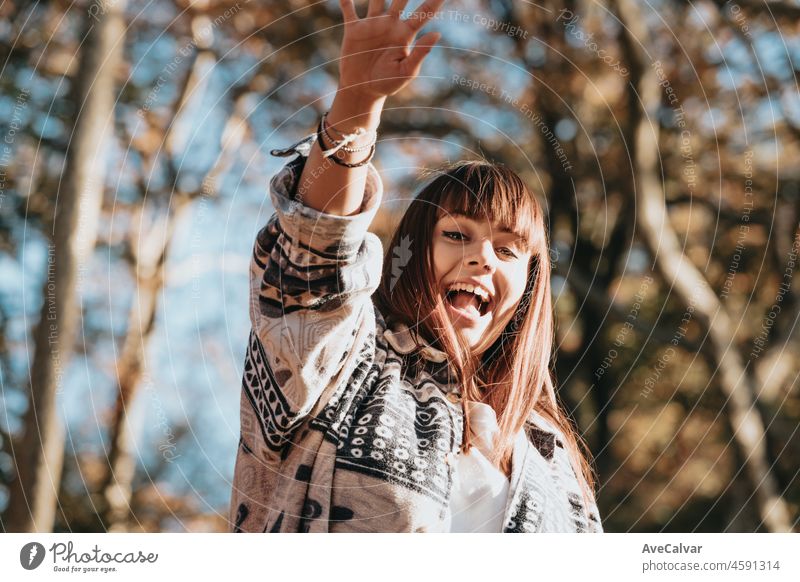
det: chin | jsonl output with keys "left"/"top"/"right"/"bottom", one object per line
{"left": 451, "top": 321, "right": 493, "bottom": 352}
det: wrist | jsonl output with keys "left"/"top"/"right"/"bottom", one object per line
{"left": 328, "top": 88, "right": 385, "bottom": 134}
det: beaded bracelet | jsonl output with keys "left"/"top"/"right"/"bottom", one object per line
{"left": 322, "top": 111, "right": 376, "bottom": 154}
{"left": 316, "top": 116, "right": 376, "bottom": 168}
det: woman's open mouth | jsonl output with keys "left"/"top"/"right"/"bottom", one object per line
{"left": 443, "top": 289, "right": 492, "bottom": 323}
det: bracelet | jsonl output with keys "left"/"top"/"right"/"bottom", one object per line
{"left": 323, "top": 126, "right": 374, "bottom": 153}
{"left": 321, "top": 111, "right": 377, "bottom": 154}
{"left": 322, "top": 110, "right": 377, "bottom": 140}
{"left": 316, "top": 116, "right": 376, "bottom": 168}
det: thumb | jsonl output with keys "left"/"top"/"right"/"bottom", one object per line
{"left": 404, "top": 32, "right": 441, "bottom": 76}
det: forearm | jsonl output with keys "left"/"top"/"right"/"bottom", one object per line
{"left": 297, "top": 89, "right": 386, "bottom": 217}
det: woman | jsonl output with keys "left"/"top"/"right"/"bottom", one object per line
{"left": 229, "top": 0, "right": 602, "bottom": 533}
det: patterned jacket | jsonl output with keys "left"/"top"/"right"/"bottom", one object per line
{"left": 228, "top": 134, "right": 603, "bottom": 533}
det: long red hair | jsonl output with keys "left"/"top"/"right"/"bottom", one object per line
{"left": 373, "top": 160, "right": 596, "bottom": 504}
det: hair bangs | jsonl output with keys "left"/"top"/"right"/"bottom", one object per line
{"left": 433, "top": 161, "right": 544, "bottom": 254}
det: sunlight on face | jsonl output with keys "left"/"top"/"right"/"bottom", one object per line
{"left": 432, "top": 211, "right": 533, "bottom": 356}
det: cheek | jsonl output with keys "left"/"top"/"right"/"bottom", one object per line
{"left": 432, "top": 241, "right": 458, "bottom": 280}
{"left": 499, "top": 270, "right": 529, "bottom": 311}
{"left": 511, "top": 279, "right": 528, "bottom": 303}
{"left": 431, "top": 243, "right": 444, "bottom": 281}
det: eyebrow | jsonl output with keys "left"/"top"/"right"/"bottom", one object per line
{"left": 445, "top": 211, "right": 530, "bottom": 243}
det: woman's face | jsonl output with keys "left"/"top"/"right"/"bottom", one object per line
{"left": 432, "top": 211, "right": 533, "bottom": 355}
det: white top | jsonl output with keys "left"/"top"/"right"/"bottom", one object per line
{"left": 448, "top": 400, "right": 511, "bottom": 532}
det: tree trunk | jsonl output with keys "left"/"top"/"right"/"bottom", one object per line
{"left": 96, "top": 200, "right": 190, "bottom": 531}
{"left": 4, "top": 0, "right": 128, "bottom": 532}
{"left": 614, "top": 0, "right": 793, "bottom": 532}
{"left": 94, "top": 45, "right": 247, "bottom": 529}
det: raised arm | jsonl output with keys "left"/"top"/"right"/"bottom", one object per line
{"left": 239, "top": 0, "right": 444, "bottom": 459}
{"left": 297, "top": 0, "right": 444, "bottom": 216}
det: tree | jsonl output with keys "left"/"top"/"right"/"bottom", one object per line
{"left": 4, "top": 0, "right": 129, "bottom": 532}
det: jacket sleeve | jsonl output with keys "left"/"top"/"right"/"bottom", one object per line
{"left": 526, "top": 411, "right": 604, "bottom": 532}
{"left": 242, "top": 133, "right": 384, "bottom": 453}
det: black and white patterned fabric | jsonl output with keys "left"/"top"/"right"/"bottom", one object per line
{"left": 228, "top": 135, "right": 604, "bottom": 533}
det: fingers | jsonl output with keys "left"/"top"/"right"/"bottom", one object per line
{"left": 367, "top": 0, "right": 384, "bottom": 18}
{"left": 388, "top": 0, "right": 409, "bottom": 18}
{"left": 340, "top": 0, "right": 445, "bottom": 26}
{"left": 407, "top": 0, "right": 446, "bottom": 31}
{"left": 339, "top": 0, "right": 358, "bottom": 23}
{"left": 404, "top": 31, "right": 441, "bottom": 76}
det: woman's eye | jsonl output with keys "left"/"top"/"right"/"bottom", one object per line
{"left": 444, "top": 231, "right": 518, "bottom": 258}
{"left": 443, "top": 231, "right": 465, "bottom": 241}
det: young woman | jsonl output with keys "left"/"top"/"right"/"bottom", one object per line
{"left": 229, "top": 0, "right": 603, "bottom": 533}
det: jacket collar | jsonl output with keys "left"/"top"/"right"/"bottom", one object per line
{"left": 382, "top": 321, "right": 449, "bottom": 363}
{"left": 382, "top": 320, "right": 464, "bottom": 395}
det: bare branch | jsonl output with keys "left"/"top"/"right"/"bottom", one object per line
{"left": 614, "top": 0, "right": 793, "bottom": 532}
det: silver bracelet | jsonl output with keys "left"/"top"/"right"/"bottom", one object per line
{"left": 320, "top": 111, "right": 377, "bottom": 156}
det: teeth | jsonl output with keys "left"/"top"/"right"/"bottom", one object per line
{"left": 446, "top": 282, "right": 491, "bottom": 306}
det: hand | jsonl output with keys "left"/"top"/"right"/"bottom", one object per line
{"left": 337, "top": 0, "right": 445, "bottom": 100}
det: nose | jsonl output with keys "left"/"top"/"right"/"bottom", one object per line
{"left": 464, "top": 239, "right": 497, "bottom": 274}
